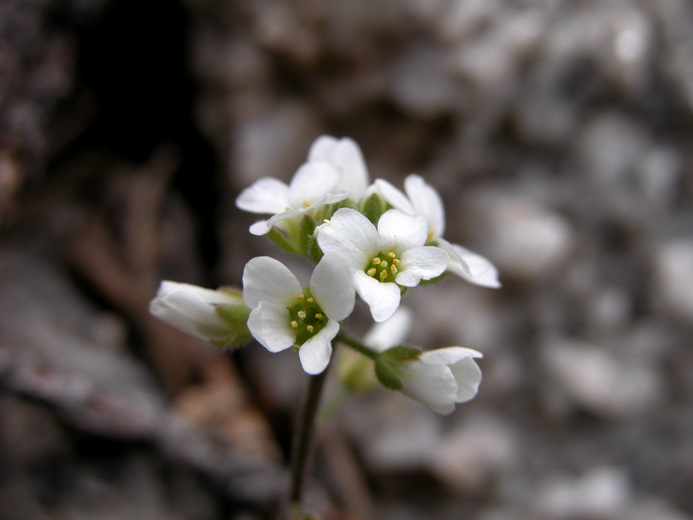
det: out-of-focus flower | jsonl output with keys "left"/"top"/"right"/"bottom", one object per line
{"left": 149, "top": 282, "right": 251, "bottom": 347}
{"left": 242, "top": 254, "right": 355, "bottom": 374}
{"left": 317, "top": 207, "right": 449, "bottom": 322}
{"left": 375, "top": 174, "right": 501, "bottom": 288}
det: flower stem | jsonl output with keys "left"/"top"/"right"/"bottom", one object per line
{"left": 289, "top": 355, "right": 331, "bottom": 517}
{"left": 337, "top": 333, "right": 379, "bottom": 359}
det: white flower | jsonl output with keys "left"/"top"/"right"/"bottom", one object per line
{"left": 375, "top": 175, "right": 501, "bottom": 288}
{"left": 149, "top": 281, "right": 247, "bottom": 341}
{"left": 386, "top": 346, "right": 483, "bottom": 415}
{"left": 242, "top": 254, "right": 355, "bottom": 374}
{"left": 236, "top": 161, "right": 349, "bottom": 235}
{"left": 308, "top": 136, "right": 370, "bottom": 201}
{"left": 316, "top": 207, "right": 449, "bottom": 322}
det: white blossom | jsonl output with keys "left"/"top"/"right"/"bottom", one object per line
{"left": 387, "top": 347, "right": 483, "bottom": 415}
{"left": 375, "top": 174, "right": 500, "bottom": 288}
{"left": 236, "top": 161, "right": 349, "bottom": 236}
{"left": 242, "top": 254, "right": 355, "bottom": 374}
{"left": 317, "top": 207, "right": 449, "bottom": 322}
{"left": 149, "top": 281, "right": 246, "bottom": 340}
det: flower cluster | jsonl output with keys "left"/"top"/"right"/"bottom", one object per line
{"left": 149, "top": 136, "right": 499, "bottom": 414}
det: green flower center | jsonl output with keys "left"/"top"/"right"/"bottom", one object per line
{"left": 287, "top": 288, "right": 328, "bottom": 345}
{"left": 365, "top": 251, "right": 400, "bottom": 284}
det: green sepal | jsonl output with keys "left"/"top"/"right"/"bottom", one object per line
{"left": 374, "top": 357, "right": 403, "bottom": 391}
{"left": 267, "top": 227, "right": 298, "bottom": 255}
{"left": 298, "top": 214, "right": 323, "bottom": 263}
{"left": 380, "top": 345, "right": 421, "bottom": 361}
{"left": 212, "top": 304, "right": 253, "bottom": 348}
{"left": 334, "top": 198, "right": 359, "bottom": 212}
{"left": 360, "top": 192, "right": 388, "bottom": 225}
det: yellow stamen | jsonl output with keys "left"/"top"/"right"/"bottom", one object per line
{"left": 288, "top": 304, "right": 295, "bottom": 310}
{"left": 303, "top": 201, "right": 311, "bottom": 208}
{"left": 372, "top": 257, "right": 381, "bottom": 265}
{"left": 367, "top": 267, "right": 376, "bottom": 276}
{"left": 393, "top": 259, "right": 400, "bottom": 266}
{"left": 291, "top": 321, "right": 298, "bottom": 329}
{"left": 297, "top": 294, "right": 305, "bottom": 299}
{"left": 307, "top": 325, "right": 314, "bottom": 332}
{"left": 388, "top": 251, "right": 396, "bottom": 258}
{"left": 380, "top": 260, "right": 388, "bottom": 268}
{"left": 298, "top": 310, "right": 306, "bottom": 319}
{"left": 315, "top": 313, "right": 323, "bottom": 319}
{"left": 379, "top": 270, "right": 388, "bottom": 280}
{"left": 307, "top": 297, "right": 315, "bottom": 303}
{"left": 428, "top": 230, "right": 434, "bottom": 239}
{"left": 391, "top": 265, "right": 398, "bottom": 275}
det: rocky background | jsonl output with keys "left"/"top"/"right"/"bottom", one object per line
{"left": 2, "top": 0, "right": 693, "bottom": 519}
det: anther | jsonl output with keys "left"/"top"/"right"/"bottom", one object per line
{"left": 391, "top": 265, "right": 398, "bottom": 275}
{"left": 315, "top": 313, "right": 323, "bottom": 319}
{"left": 372, "top": 257, "right": 381, "bottom": 265}
{"left": 393, "top": 259, "right": 400, "bottom": 266}
{"left": 297, "top": 294, "right": 305, "bottom": 299}
{"left": 298, "top": 311, "right": 307, "bottom": 319}
{"left": 288, "top": 304, "right": 295, "bottom": 310}
{"left": 291, "top": 321, "right": 298, "bottom": 329}
{"left": 303, "top": 201, "right": 311, "bottom": 208}
{"left": 388, "top": 252, "right": 396, "bottom": 258}
{"left": 379, "top": 270, "right": 388, "bottom": 280}
{"left": 367, "top": 267, "right": 376, "bottom": 276}
{"left": 380, "top": 260, "right": 388, "bottom": 268}
{"left": 428, "top": 230, "right": 434, "bottom": 239}
{"left": 306, "top": 325, "right": 314, "bottom": 332}
{"left": 307, "top": 297, "right": 315, "bottom": 303}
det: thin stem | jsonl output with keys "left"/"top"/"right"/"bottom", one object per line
{"left": 337, "top": 333, "right": 379, "bottom": 359}
{"left": 289, "top": 356, "right": 331, "bottom": 516}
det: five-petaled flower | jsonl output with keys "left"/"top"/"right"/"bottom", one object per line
{"left": 242, "top": 254, "right": 355, "bottom": 374}
{"left": 375, "top": 174, "right": 501, "bottom": 288}
{"left": 317, "top": 207, "right": 449, "bottom": 322}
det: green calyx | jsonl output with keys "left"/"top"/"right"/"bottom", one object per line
{"left": 374, "top": 345, "right": 422, "bottom": 391}
{"left": 360, "top": 192, "right": 390, "bottom": 225}
{"left": 212, "top": 303, "right": 253, "bottom": 348}
{"left": 287, "top": 288, "right": 328, "bottom": 346}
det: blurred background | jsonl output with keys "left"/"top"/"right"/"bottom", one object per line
{"left": 1, "top": 0, "right": 693, "bottom": 519}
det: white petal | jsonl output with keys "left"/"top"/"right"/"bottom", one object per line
{"left": 449, "top": 357, "right": 482, "bottom": 402}
{"left": 394, "top": 359, "right": 458, "bottom": 415}
{"left": 363, "top": 307, "right": 413, "bottom": 352}
{"left": 316, "top": 208, "right": 380, "bottom": 270}
{"left": 419, "top": 346, "right": 482, "bottom": 366}
{"left": 288, "top": 161, "right": 340, "bottom": 207}
{"left": 374, "top": 178, "right": 415, "bottom": 215}
{"left": 447, "top": 242, "right": 501, "bottom": 288}
{"left": 354, "top": 271, "right": 401, "bottom": 322}
{"left": 249, "top": 220, "right": 271, "bottom": 236}
{"left": 333, "top": 138, "right": 369, "bottom": 199}
{"left": 397, "top": 246, "right": 449, "bottom": 286}
{"left": 242, "top": 256, "right": 302, "bottom": 309}
{"left": 155, "top": 281, "right": 240, "bottom": 306}
{"left": 298, "top": 320, "right": 339, "bottom": 374}
{"left": 235, "top": 178, "right": 290, "bottom": 215}
{"left": 309, "top": 253, "right": 355, "bottom": 321}
{"left": 404, "top": 175, "right": 446, "bottom": 237}
{"left": 308, "top": 135, "right": 339, "bottom": 162}
{"left": 377, "top": 210, "right": 428, "bottom": 251}
{"left": 247, "top": 302, "right": 295, "bottom": 352}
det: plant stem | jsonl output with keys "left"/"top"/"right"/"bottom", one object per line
{"left": 337, "top": 333, "right": 379, "bottom": 359}
{"left": 289, "top": 355, "right": 331, "bottom": 517}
